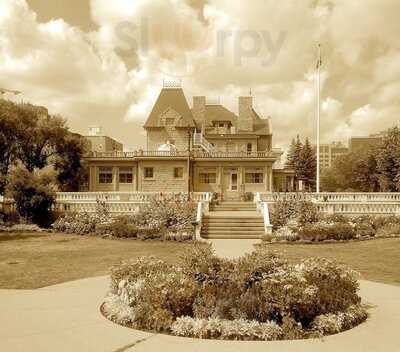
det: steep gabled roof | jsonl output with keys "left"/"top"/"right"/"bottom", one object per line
{"left": 144, "top": 88, "right": 196, "bottom": 128}
{"left": 204, "top": 105, "right": 237, "bottom": 126}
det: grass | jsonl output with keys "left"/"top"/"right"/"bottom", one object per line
{"left": 263, "top": 238, "right": 400, "bottom": 286}
{"left": 0, "top": 232, "right": 193, "bottom": 289}
{"left": 0, "top": 232, "right": 399, "bottom": 289}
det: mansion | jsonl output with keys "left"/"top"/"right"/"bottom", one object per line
{"left": 84, "top": 84, "right": 295, "bottom": 200}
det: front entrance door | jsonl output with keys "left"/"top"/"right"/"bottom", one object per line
{"left": 222, "top": 169, "right": 240, "bottom": 201}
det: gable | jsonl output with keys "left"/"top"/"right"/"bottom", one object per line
{"left": 144, "top": 88, "right": 196, "bottom": 128}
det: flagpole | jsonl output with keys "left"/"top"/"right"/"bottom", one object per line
{"left": 316, "top": 44, "right": 321, "bottom": 193}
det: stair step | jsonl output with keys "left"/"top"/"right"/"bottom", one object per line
{"left": 202, "top": 227, "right": 263, "bottom": 232}
{"left": 202, "top": 223, "right": 264, "bottom": 228}
{"left": 203, "top": 218, "right": 263, "bottom": 222}
{"left": 201, "top": 234, "right": 262, "bottom": 239}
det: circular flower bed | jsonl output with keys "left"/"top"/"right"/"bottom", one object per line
{"left": 102, "top": 244, "right": 367, "bottom": 341}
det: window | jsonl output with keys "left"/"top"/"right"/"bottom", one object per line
{"left": 144, "top": 167, "right": 154, "bottom": 179}
{"left": 119, "top": 167, "right": 133, "bottom": 183}
{"left": 199, "top": 172, "right": 216, "bottom": 184}
{"left": 245, "top": 172, "right": 264, "bottom": 184}
{"left": 247, "top": 143, "right": 252, "bottom": 152}
{"left": 174, "top": 167, "right": 184, "bottom": 179}
{"left": 98, "top": 167, "right": 113, "bottom": 184}
{"left": 165, "top": 118, "right": 175, "bottom": 125}
{"left": 218, "top": 122, "right": 225, "bottom": 127}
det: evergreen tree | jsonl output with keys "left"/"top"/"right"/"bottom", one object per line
{"left": 285, "top": 138, "right": 296, "bottom": 169}
{"left": 298, "top": 138, "right": 316, "bottom": 191}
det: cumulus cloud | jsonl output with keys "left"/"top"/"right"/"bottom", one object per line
{"left": 0, "top": 0, "right": 399, "bottom": 151}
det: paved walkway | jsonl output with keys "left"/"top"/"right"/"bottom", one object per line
{"left": 207, "top": 238, "right": 259, "bottom": 258}
{"left": 1, "top": 276, "right": 399, "bottom": 352}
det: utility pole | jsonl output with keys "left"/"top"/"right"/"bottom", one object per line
{"left": 316, "top": 44, "right": 322, "bottom": 193}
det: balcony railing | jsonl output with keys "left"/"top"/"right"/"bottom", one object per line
{"left": 86, "top": 150, "right": 282, "bottom": 159}
{"left": 87, "top": 151, "right": 189, "bottom": 158}
{"left": 192, "top": 150, "right": 282, "bottom": 158}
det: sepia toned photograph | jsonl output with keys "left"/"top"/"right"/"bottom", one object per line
{"left": 0, "top": 1, "right": 399, "bottom": 351}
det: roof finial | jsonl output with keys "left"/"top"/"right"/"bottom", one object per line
{"left": 249, "top": 88, "right": 252, "bottom": 96}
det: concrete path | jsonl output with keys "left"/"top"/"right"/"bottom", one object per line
{"left": 207, "top": 238, "right": 259, "bottom": 259}
{"left": 1, "top": 276, "right": 399, "bottom": 352}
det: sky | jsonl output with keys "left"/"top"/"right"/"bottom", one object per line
{"left": 0, "top": 0, "right": 399, "bottom": 151}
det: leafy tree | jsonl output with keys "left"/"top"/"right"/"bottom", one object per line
{"left": 0, "top": 100, "right": 86, "bottom": 192}
{"left": 376, "top": 127, "right": 400, "bottom": 191}
{"left": 6, "top": 165, "right": 56, "bottom": 227}
{"left": 55, "top": 133, "right": 88, "bottom": 191}
{"left": 321, "top": 146, "right": 380, "bottom": 192}
{"left": 16, "top": 108, "right": 68, "bottom": 172}
{"left": 0, "top": 100, "right": 21, "bottom": 194}
{"left": 321, "top": 153, "right": 356, "bottom": 191}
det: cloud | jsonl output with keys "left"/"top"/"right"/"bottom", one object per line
{"left": 0, "top": 0, "right": 399, "bottom": 152}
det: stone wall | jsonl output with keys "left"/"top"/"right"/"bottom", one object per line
{"left": 138, "top": 160, "right": 188, "bottom": 193}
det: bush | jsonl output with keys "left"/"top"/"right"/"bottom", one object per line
{"left": 103, "top": 244, "right": 367, "bottom": 340}
{"left": 270, "top": 199, "right": 320, "bottom": 230}
{"left": 52, "top": 194, "right": 196, "bottom": 241}
{"left": 298, "top": 223, "right": 356, "bottom": 241}
{"left": 171, "top": 316, "right": 283, "bottom": 341}
{"left": 6, "top": 165, "right": 56, "bottom": 227}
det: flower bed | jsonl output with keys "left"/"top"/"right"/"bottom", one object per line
{"left": 52, "top": 195, "right": 196, "bottom": 241}
{"left": 102, "top": 245, "right": 367, "bottom": 341}
{"left": 265, "top": 199, "right": 400, "bottom": 243}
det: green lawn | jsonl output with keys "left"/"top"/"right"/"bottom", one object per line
{"left": 0, "top": 232, "right": 192, "bottom": 289}
{"left": 0, "top": 232, "right": 399, "bottom": 289}
{"left": 263, "top": 238, "right": 400, "bottom": 286}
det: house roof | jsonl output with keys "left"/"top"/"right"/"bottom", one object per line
{"left": 144, "top": 88, "right": 196, "bottom": 128}
{"left": 192, "top": 104, "right": 271, "bottom": 135}
{"left": 203, "top": 105, "right": 237, "bottom": 126}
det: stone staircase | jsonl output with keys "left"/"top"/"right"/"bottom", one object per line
{"left": 201, "top": 202, "right": 264, "bottom": 239}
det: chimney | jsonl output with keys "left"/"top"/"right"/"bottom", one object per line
{"left": 192, "top": 96, "right": 206, "bottom": 128}
{"left": 238, "top": 96, "right": 253, "bottom": 132}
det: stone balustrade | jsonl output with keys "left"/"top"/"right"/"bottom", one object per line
{"left": 258, "top": 192, "right": 400, "bottom": 203}
{"left": 53, "top": 192, "right": 212, "bottom": 214}
{"left": 315, "top": 202, "right": 400, "bottom": 215}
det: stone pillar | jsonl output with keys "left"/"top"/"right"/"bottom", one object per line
{"left": 113, "top": 167, "right": 119, "bottom": 191}
{"left": 89, "top": 166, "right": 96, "bottom": 191}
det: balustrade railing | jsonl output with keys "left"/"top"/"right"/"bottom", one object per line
{"left": 258, "top": 192, "right": 400, "bottom": 203}
{"left": 54, "top": 192, "right": 211, "bottom": 214}
{"left": 88, "top": 151, "right": 189, "bottom": 158}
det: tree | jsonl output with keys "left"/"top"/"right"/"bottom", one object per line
{"left": 321, "top": 146, "right": 380, "bottom": 192}
{"left": 54, "top": 133, "right": 88, "bottom": 191}
{"left": 376, "top": 127, "right": 400, "bottom": 191}
{"left": 0, "top": 100, "right": 21, "bottom": 194}
{"left": 16, "top": 108, "right": 69, "bottom": 172}
{"left": 0, "top": 100, "right": 86, "bottom": 192}
{"left": 6, "top": 165, "right": 57, "bottom": 227}
{"left": 298, "top": 138, "right": 316, "bottom": 191}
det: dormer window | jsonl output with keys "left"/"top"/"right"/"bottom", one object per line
{"left": 165, "top": 117, "right": 175, "bottom": 126}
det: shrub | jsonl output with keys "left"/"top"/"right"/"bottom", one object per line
{"left": 103, "top": 245, "right": 367, "bottom": 340}
{"left": 298, "top": 223, "right": 356, "bottom": 241}
{"left": 171, "top": 316, "right": 283, "bottom": 341}
{"left": 270, "top": 199, "right": 320, "bottom": 230}
{"left": 52, "top": 194, "right": 196, "bottom": 241}
{"left": 6, "top": 165, "right": 56, "bottom": 227}
{"left": 311, "top": 305, "right": 368, "bottom": 335}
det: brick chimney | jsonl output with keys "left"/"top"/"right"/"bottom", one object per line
{"left": 192, "top": 96, "right": 206, "bottom": 128}
{"left": 238, "top": 96, "right": 253, "bottom": 132}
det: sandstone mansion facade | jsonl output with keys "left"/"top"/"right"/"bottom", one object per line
{"left": 84, "top": 84, "right": 295, "bottom": 200}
